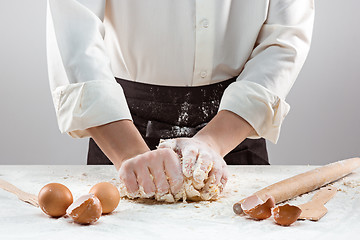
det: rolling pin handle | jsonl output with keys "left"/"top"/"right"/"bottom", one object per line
{"left": 233, "top": 202, "right": 243, "bottom": 215}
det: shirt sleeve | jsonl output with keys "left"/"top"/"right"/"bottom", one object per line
{"left": 218, "top": 0, "right": 315, "bottom": 143}
{"left": 46, "top": 0, "right": 132, "bottom": 138}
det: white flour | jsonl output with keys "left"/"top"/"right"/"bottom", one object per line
{"left": 1, "top": 165, "right": 360, "bottom": 240}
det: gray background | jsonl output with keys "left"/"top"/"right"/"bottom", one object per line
{"left": 0, "top": 0, "right": 359, "bottom": 165}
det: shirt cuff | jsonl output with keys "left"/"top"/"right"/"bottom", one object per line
{"left": 218, "top": 80, "right": 290, "bottom": 144}
{"left": 51, "top": 80, "right": 132, "bottom": 138}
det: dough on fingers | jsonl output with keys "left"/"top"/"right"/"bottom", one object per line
{"left": 118, "top": 154, "right": 224, "bottom": 202}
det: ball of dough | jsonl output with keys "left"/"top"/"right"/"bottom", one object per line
{"left": 119, "top": 159, "right": 224, "bottom": 202}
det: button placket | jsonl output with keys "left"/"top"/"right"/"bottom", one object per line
{"left": 192, "top": 0, "right": 215, "bottom": 86}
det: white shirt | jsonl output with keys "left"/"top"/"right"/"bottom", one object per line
{"left": 46, "top": 0, "right": 314, "bottom": 143}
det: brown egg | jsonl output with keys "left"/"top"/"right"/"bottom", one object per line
{"left": 273, "top": 204, "right": 302, "bottom": 226}
{"left": 241, "top": 194, "right": 275, "bottom": 220}
{"left": 89, "top": 182, "right": 120, "bottom": 214}
{"left": 38, "top": 183, "right": 73, "bottom": 217}
{"left": 66, "top": 194, "right": 102, "bottom": 225}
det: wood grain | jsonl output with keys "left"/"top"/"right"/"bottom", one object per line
{"left": 0, "top": 178, "right": 39, "bottom": 207}
{"left": 233, "top": 157, "right": 360, "bottom": 215}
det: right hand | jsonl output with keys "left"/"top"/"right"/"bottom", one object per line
{"left": 118, "top": 148, "right": 183, "bottom": 198}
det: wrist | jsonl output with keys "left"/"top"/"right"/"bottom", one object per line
{"left": 192, "top": 132, "right": 222, "bottom": 156}
{"left": 87, "top": 120, "right": 150, "bottom": 171}
{"left": 194, "top": 110, "right": 254, "bottom": 157}
{"left": 112, "top": 145, "right": 150, "bottom": 170}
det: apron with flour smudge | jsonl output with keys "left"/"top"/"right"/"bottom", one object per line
{"left": 87, "top": 77, "right": 269, "bottom": 165}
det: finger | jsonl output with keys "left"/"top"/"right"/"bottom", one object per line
{"left": 157, "top": 139, "right": 176, "bottom": 150}
{"left": 158, "top": 139, "right": 184, "bottom": 158}
{"left": 192, "top": 151, "right": 213, "bottom": 183}
{"left": 207, "top": 159, "right": 223, "bottom": 186}
{"left": 220, "top": 165, "right": 229, "bottom": 188}
{"left": 118, "top": 163, "right": 139, "bottom": 196}
{"left": 134, "top": 163, "right": 156, "bottom": 197}
{"left": 181, "top": 145, "right": 199, "bottom": 178}
{"left": 147, "top": 157, "right": 170, "bottom": 196}
{"left": 161, "top": 148, "right": 183, "bottom": 195}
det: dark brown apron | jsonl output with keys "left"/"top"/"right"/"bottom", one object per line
{"left": 87, "top": 76, "right": 269, "bottom": 165}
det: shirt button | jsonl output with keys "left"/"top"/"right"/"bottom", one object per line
{"left": 200, "top": 71, "right": 207, "bottom": 78}
{"left": 201, "top": 19, "right": 209, "bottom": 28}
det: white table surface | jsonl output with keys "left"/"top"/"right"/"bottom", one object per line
{"left": 1, "top": 165, "right": 360, "bottom": 240}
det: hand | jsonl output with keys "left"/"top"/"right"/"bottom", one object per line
{"left": 158, "top": 138, "right": 229, "bottom": 189}
{"left": 118, "top": 148, "right": 183, "bottom": 199}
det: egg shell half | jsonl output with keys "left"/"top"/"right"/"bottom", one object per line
{"left": 273, "top": 204, "right": 302, "bottom": 226}
{"left": 66, "top": 194, "right": 102, "bottom": 225}
{"left": 241, "top": 194, "right": 275, "bottom": 220}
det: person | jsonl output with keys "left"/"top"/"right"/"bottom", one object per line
{"left": 46, "top": 0, "right": 314, "bottom": 198}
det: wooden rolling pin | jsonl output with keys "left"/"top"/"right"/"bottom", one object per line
{"left": 233, "top": 157, "right": 360, "bottom": 215}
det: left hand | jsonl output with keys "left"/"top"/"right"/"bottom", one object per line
{"left": 118, "top": 148, "right": 183, "bottom": 199}
{"left": 158, "top": 137, "right": 228, "bottom": 188}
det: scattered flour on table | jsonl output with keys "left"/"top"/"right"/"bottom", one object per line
{"left": 2, "top": 166, "right": 360, "bottom": 239}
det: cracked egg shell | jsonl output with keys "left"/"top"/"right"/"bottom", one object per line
{"left": 273, "top": 204, "right": 302, "bottom": 226}
{"left": 66, "top": 194, "right": 102, "bottom": 225}
{"left": 38, "top": 183, "right": 73, "bottom": 218}
{"left": 89, "top": 182, "right": 120, "bottom": 214}
{"left": 241, "top": 194, "right": 275, "bottom": 220}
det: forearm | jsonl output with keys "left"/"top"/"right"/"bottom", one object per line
{"left": 87, "top": 120, "right": 150, "bottom": 170}
{"left": 193, "top": 110, "right": 255, "bottom": 157}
